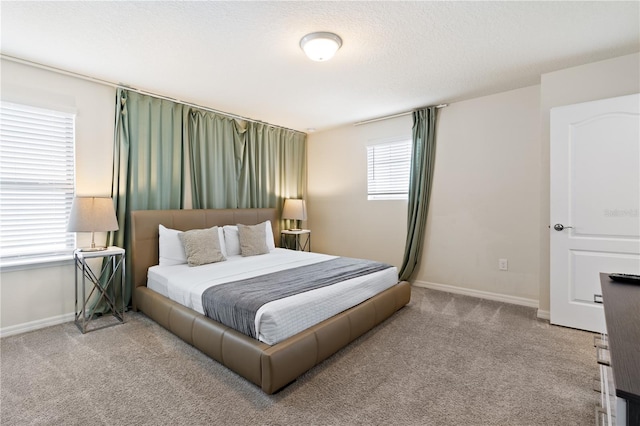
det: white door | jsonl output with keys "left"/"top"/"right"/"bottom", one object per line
{"left": 550, "top": 93, "right": 640, "bottom": 333}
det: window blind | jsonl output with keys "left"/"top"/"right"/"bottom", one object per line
{"left": 0, "top": 102, "right": 76, "bottom": 266}
{"left": 367, "top": 139, "right": 411, "bottom": 200}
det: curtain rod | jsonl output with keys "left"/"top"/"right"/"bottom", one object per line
{"left": 353, "top": 104, "right": 448, "bottom": 127}
{"left": 1, "top": 54, "right": 306, "bottom": 135}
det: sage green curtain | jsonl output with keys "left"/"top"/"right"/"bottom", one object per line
{"left": 187, "top": 111, "right": 307, "bottom": 230}
{"left": 108, "top": 89, "right": 185, "bottom": 307}
{"left": 398, "top": 107, "right": 438, "bottom": 281}
{"left": 238, "top": 122, "right": 307, "bottom": 216}
{"left": 187, "top": 110, "right": 246, "bottom": 208}
{"left": 105, "top": 89, "right": 306, "bottom": 309}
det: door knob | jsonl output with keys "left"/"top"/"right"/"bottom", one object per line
{"left": 553, "top": 223, "right": 573, "bottom": 231}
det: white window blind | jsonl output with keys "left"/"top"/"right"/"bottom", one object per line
{"left": 367, "top": 139, "right": 412, "bottom": 200}
{"left": 0, "top": 102, "right": 76, "bottom": 266}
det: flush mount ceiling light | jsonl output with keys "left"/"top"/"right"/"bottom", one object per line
{"left": 299, "top": 32, "right": 342, "bottom": 62}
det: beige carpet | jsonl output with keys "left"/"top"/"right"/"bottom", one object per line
{"left": 0, "top": 287, "right": 597, "bottom": 425}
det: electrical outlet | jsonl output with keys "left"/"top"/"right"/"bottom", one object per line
{"left": 498, "top": 258, "right": 508, "bottom": 271}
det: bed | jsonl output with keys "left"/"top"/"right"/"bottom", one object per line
{"left": 131, "top": 208, "right": 411, "bottom": 394}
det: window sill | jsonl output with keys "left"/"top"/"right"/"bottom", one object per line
{"left": 0, "top": 254, "right": 74, "bottom": 272}
{"left": 367, "top": 196, "right": 409, "bottom": 201}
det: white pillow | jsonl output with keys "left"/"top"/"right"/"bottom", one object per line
{"left": 223, "top": 220, "right": 275, "bottom": 256}
{"left": 223, "top": 225, "right": 241, "bottom": 256}
{"left": 159, "top": 225, "right": 227, "bottom": 265}
{"left": 264, "top": 220, "right": 276, "bottom": 250}
{"left": 216, "top": 226, "right": 228, "bottom": 258}
{"left": 159, "top": 224, "right": 187, "bottom": 266}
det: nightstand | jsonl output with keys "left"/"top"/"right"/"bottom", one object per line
{"left": 281, "top": 229, "right": 311, "bottom": 252}
{"left": 74, "top": 246, "right": 126, "bottom": 333}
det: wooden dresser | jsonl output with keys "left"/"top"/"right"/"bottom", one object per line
{"left": 597, "top": 273, "right": 640, "bottom": 426}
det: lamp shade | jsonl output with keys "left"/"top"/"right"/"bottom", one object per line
{"left": 67, "top": 197, "right": 119, "bottom": 232}
{"left": 299, "top": 32, "right": 342, "bottom": 62}
{"left": 282, "top": 199, "right": 307, "bottom": 221}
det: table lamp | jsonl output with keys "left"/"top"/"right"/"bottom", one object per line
{"left": 282, "top": 199, "right": 307, "bottom": 231}
{"left": 67, "top": 197, "right": 119, "bottom": 251}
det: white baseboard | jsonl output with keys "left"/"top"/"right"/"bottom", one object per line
{"left": 536, "top": 309, "right": 550, "bottom": 321}
{"left": 0, "top": 313, "right": 74, "bottom": 338}
{"left": 0, "top": 283, "right": 550, "bottom": 338}
{"left": 413, "top": 280, "right": 543, "bottom": 312}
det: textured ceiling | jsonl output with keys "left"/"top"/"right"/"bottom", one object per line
{"left": 1, "top": 1, "right": 639, "bottom": 132}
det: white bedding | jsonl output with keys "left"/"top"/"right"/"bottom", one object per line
{"left": 147, "top": 248, "right": 398, "bottom": 345}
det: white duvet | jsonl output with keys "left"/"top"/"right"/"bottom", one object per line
{"left": 147, "top": 248, "right": 398, "bottom": 345}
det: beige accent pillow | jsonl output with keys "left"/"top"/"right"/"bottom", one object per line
{"left": 178, "top": 226, "right": 226, "bottom": 266}
{"left": 238, "top": 223, "right": 270, "bottom": 256}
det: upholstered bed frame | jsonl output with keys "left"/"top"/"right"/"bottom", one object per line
{"left": 130, "top": 208, "right": 411, "bottom": 394}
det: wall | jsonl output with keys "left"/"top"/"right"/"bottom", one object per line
{"left": 0, "top": 59, "right": 115, "bottom": 335}
{"left": 307, "top": 116, "right": 411, "bottom": 267}
{"left": 537, "top": 53, "right": 640, "bottom": 315}
{"left": 414, "top": 86, "right": 541, "bottom": 304}
{"left": 308, "top": 85, "right": 542, "bottom": 307}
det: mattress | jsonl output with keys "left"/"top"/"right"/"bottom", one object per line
{"left": 147, "top": 248, "right": 398, "bottom": 344}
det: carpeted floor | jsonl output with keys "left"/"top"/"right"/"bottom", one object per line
{"left": 0, "top": 287, "right": 597, "bottom": 425}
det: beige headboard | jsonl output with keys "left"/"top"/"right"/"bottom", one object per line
{"left": 130, "top": 208, "right": 279, "bottom": 293}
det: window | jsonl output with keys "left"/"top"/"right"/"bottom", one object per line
{"left": 367, "top": 139, "right": 412, "bottom": 200}
{"left": 0, "top": 102, "right": 76, "bottom": 267}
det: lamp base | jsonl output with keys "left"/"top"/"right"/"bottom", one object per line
{"left": 78, "top": 246, "right": 108, "bottom": 252}
{"left": 78, "top": 232, "right": 108, "bottom": 252}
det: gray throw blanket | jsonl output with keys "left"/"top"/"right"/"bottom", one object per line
{"left": 201, "top": 257, "right": 393, "bottom": 339}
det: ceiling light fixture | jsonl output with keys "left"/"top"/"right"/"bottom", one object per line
{"left": 299, "top": 32, "right": 342, "bottom": 62}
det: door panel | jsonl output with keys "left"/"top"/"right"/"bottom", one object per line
{"left": 571, "top": 250, "right": 639, "bottom": 302}
{"left": 571, "top": 113, "right": 640, "bottom": 239}
{"left": 550, "top": 93, "right": 640, "bottom": 333}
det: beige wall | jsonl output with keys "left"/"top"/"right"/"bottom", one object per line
{"left": 0, "top": 59, "right": 115, "bottom": 333}
{"left": 414, "top": 86, "right": 541, "bottom": 302}
{"left": 308, "top": 85, "right": 542, "bottom": 305}
{"left": 307, "top": 116, "right": 412, "bottom": 267}
{"left": 537, "top": 53, "right": 640, "bottom": 314}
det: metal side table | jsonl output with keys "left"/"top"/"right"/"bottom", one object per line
{"left": 281, "top": 229, "right": 311, "bottom": 252}
{"left": 74, "top": 246, "right": 125, "bottom": 333}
